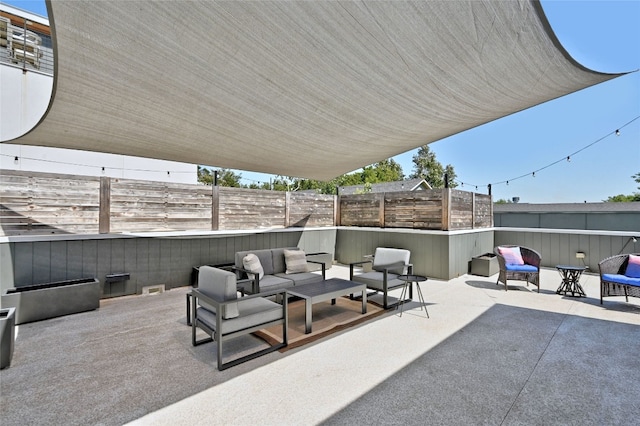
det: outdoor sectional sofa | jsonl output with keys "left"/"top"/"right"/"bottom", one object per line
{"left": 234, "top": 247, "right": 326, "bottom": 294}
{"left": 598, "top": 253, "right": 640, "bottom": 304}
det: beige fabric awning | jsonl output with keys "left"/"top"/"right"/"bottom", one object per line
{"left": 9, "top": 0, "right": 622, "bottom": 180}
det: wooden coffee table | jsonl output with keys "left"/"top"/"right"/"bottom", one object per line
{"left": 287, "top": 278, "right": 367, "bottom": 334}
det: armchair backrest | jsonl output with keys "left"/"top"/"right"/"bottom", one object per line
{"left": 198, "top": 266, "right": 239, "bottom": 319}
{"left": 372, "top": 247, "right": 411, "bottom": 275}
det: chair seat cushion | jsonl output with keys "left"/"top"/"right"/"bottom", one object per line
{"left": 505, "top": 264, "right": 538, "bottom": 273}
{"left": 274, "top": 272, "right": 322, "bottom": 286}
{"left": 259, "top": 275, "right": 295, "bottom": 290}
{"left": 197, "top": 297, "right": 283, "bottom": 335}
{"left": 352, "top": 271, "right": 405, "bottom": 291}
{"left": 602, "top": 273, "right": 640, "bottom": 287}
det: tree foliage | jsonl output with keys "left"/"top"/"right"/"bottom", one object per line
{"left": 196, "top": 148, "right": 460, "bottom": 195}
{"left": 604, "top": 172, "right": 640, "bottom": 202}
{"left": 197, "top": 166, "right": 242, "bottom": 187}
{"left": 409, "top": 145, "right": 457, "bottom": 188}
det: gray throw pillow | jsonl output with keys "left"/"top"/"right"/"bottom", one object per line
{"left": 284, "top": 249, "right": 308, "bottom": 274}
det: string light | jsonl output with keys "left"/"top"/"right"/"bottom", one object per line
{"left": 452, "top": 116, "right": 639, "bottom": 191}
{"left": 14, "top": 156, "right": 19, "bottom": 164}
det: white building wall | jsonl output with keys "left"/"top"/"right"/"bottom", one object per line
{"left": 0, "top": 6, "right": 197, "bottom": 184}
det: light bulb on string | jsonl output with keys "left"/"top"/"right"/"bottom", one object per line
{"left": 14, "top": 156, "right": 19, "bottom": 164}
{"left": 615, "top": 129, "right": 620, "bottom": 136}
{"left": 566, "top": 156, "right": 571, "bottom": 162}
{"left": 532, "top": 172, "right": 535, "bottom": 177}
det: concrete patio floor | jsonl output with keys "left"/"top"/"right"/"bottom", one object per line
{"left": 2, "top": 265, "right": 639, "bottom": 425}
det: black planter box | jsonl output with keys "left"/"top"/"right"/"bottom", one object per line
{"left": 0, "top": 307, "right": 15, "bottom": 369}
{"left": 1, "top": 278, "right": 100, "bottom": 325}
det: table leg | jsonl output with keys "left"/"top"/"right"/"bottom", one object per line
{"left": 304, "top": 299, "right": 312, "bottom": 334}
{"left": 361, "top": 288, "right": 367, "bottom": 314}
{"left": 415, "top": 282, "right": 429, "bottom": 318}
{"left": 398, "top": 281, "right": 410, "bottom": 316}
{"left": 186, "top": 292, "right": 192, "bottom": 326}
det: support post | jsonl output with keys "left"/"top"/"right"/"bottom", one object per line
{"left": 212, "top": 185, "right": 219, "bottom": 230}
{"left": 442, "top": 188, "right": 451, "bottom": 231}
{"left": 99, "top": 176, "right": 110, "bottom": 234}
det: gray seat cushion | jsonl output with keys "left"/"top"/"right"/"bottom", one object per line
{"left": 196, "top": 297, "right": 283, "bottom": 335}
{"left": 274, "top": 272, "right": 323, "bottom": 286}
{"left": 352, "top": 271, "right": 405, "bottom": 291}
{"left": 258, "top": 274, "right": 295, "bottom": 291}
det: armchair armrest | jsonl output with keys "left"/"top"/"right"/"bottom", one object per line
{"left": 230, "top": 265, "right": 260, "bottom": 294}
{"left": 350, "top": 259, "right": 373, "bottom": 280}
{"left": 192, "top": 287, "right": 287, "bottom": 311}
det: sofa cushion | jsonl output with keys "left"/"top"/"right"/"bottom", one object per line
{"left": 284, "top": 249, "right": 308, "bottom": 273}
{"left": 625, "top": 254, "right": 640, "bottom": 278}
{"left": 198, "top": 266, "right": 239, "bottom": 319}
{"left": 258, "top": 275, "right": 295, "bottom": 291}
{"left": 243, "top": 253, "right": 264, "bottom": 280}
{"left": 274, "top": 272, "right": 323, "bottom": 286}
{"left": 498, "top": 246, "right": 524, "bottom": 265}
{"left": 603, "top": 273, "right": 640, "bottom": 287}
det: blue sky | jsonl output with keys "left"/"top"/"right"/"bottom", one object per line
{"left": 4, "top": 0, "right": 639, "bottom": 203}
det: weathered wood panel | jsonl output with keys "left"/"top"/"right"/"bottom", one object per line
{"left": 385, "top": 190, "right": 444, "bottom": 229}
{"left": 289, "top": 193, "right": 335, "bottom": 227}
{"left": 449, "top": 189, "right": 473, "bottom": 230}
{"left": 474, "top": 193, "right": 493, "bottom": 228}
{"left": 218, "top": 187, "right": 286, "bottom": 230}
{"left": 0, "top": 170, "right": 100, "bottom": 236}
{"left": 340, "top": 194, "right": 381, "bottom": 227}
{"left": 110, "top": 178, "right": 212, "bottom": 232}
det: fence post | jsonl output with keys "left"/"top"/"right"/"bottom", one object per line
{"left": 442, "top": 188, "right": 450, "bottom": 231}
{"left": 379, "top": 193, "right": 385, "bottom": 228}
{"left": 285, "top": 191, "right": 291, "bottom": 227}
{"left": 99, "top": 176, "right": 110, "bottom": 234}
{"left": 211, "top": 185, "right": 219, "bottom": 230}
{"left": 334, "top": 194, "right": 340, "bottom": 226}
{"left": 472, "top": 192, "right": 476, "bottom": 229}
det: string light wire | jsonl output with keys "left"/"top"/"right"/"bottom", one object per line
{"left": 454, "top": 115, "right": 639, "bottom": 189}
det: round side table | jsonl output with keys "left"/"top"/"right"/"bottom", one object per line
{"left": 555, "top": 265, "right": 587, "bottom": 297}
{"left": 396, "top": 274, "right": 429, "bottom": 318}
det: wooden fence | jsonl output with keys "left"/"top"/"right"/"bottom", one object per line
{"left": 0, "top": 170, "right": 491, "bottom": 236}
{"left": 338, "top": 189, "right": 492, "bottom": 230}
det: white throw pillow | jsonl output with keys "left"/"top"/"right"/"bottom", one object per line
{"left": 284, "top": 249, "right": 308, "bottom": 274}
{"left": 243, "top": 253, "right": 264, "bottom": 279}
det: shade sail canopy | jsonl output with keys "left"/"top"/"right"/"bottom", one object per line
{"left": 9, "top": 0, "right": 621, "bottom": 180}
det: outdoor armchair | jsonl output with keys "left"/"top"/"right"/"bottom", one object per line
{"left": 191, "top": 266, "right": 287, "bottom": 370}
{"left": 494, "top": 245, "right": 541, "bottom": 292}
{"left": 598, "top": 253, "right": 640, "bottom": 304}
{"left": 350, "top": 247, "right": 412, "bottom": 309}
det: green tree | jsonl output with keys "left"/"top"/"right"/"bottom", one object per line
{"left": 409, "top": 145, "right": 457, "bottom": 188}
{"left": 604, "top": 172, "right": 640, "bottom": 202}
{"left": 361, "top": 159, "right": 404, "bottom": 183}
{"left": 197, "top": 166, "right": 242, "bottom": 187}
